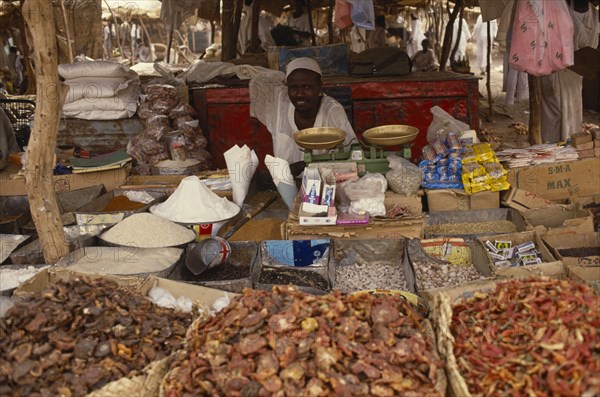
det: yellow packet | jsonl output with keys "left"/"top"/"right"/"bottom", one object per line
{"left": 421, "top": 238, "right": 472, "bottom": 266}
{"left": 471, "top": 143, "right": 496, "bottom": 163}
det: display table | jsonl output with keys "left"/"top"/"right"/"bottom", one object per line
{"left": 190, "top": 72, "right": 480, "bottom": 169}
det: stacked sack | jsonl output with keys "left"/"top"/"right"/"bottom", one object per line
{"left": 461, "top": 143, "right": 510, "bottom": 194}
{"left": 59, "top": 60, "right": 140, "bottom": 120}
{"left": 127, "top": 84, "right": 211, "bottom": 169}
{"left": 419, "top": 132, "right": 463, "bottom": 189}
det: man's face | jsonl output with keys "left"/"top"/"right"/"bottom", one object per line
{"left": 286, "top": 69, "right": 322, "bottom": 112}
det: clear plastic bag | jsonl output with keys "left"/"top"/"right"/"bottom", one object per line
{"left": 426, "top": 106, "right": 470, "bottom": 142}
{"left": 344, "top": 173, "right": 386, "bottom": 216}
{"left": 385, "top": 154, "right": 423, "bottom": 196}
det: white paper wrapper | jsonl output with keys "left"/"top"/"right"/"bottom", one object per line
{"left": 277, "top": 181, "right": 298, "bottom": 210}
{"left": 224, "top": 145, "right": 258, "bottom": 207}
{"left": 265, "top": 155, "right": 295, "bottom": 186}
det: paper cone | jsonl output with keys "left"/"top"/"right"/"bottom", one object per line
{"left": 224, "top": 145, "right": 259, "bottom": 207}
{"left": 265, "top": 155, "right": 294, "bottom": 186}
{"left": 277, "top": 181, "right": 298, "bottom": 210}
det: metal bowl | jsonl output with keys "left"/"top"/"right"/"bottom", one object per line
{"left": 362, "top": 125, "right": 419, "bottom": 146}
{"left": 293, "top": 127, "right": 347, "bottom": 150}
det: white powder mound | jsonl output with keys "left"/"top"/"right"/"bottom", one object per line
{"left": 64, "top": 247, "right": 183, "bottom": 275}
{"left": 0, "top": 265, "right": 50, "bottom": 291}
{"left": 151, "top": 175, "right": 240, "bottom": 223}
{"left": 100, "top": 213, "right": 195, "bottom": 248}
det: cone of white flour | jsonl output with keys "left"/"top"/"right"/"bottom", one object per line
{"left": 265, "top": 154, "right": 297, "bottom": 209}
{"left": 151, "top": 176, "right": 240, "bottom": 223}
{"left": 224, "top": 144, "right": 258, "bottom": 207}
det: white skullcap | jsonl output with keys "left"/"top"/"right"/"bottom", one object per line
{"left": 285, "top": 57, "right": 322, "bottom": 79}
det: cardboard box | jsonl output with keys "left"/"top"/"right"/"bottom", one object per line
{"left": 543, "top": 232, "right": 600, "bottom": 267}
{"left": 595, "top": 147, "right": 600, "bottom": 157}
{"left": 426, "top": 189, "right": 499, "bottom": 212}
{"left": 320, "top": 168, "right": 336, "bottom": 206}
{"left": 578, "top": 148, "right": 595, "bottom": 158}
{"left": 284, "top": 216, "right": 424, "bottom": 240}
{"left": 576, "top": 141, "right": 595, "bottom": 151}
{"left": 566, "top": 265, "right": 600, "bottom": 291}
{"left": 595, "top": 139, "right": 600, "bottom": 148}
{"left": 523, "top": 205, "right": 595, "bottom": 236}
{"left": 0, "top": 163, "right": 131, "bottom": 196}
{"left": 572, "top": 132, "right": 593, "bottom": 146}
{"left": 301, "top": 168, "right": 321, "bottom": 204}
{"left": 506, "top": 157, "right": 600, "bottom": 200}
{"left": 298, "top": 202, "right": 337, "bottom": 226}
{"left": 15, "top": 268, "right": 233, "bottom": 308}
{"left": 501, "top": 187, "right": 554, "bottom": 212}
{"left": 384, "top": 190, "right": 423, "bottom": 216}
{"left": 424, "top": 208, "right": 527, "bottom": 238}
{"left": 477, "top": 231, "right": 564, "bottom": 278}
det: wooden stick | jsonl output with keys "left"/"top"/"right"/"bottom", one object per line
{"left": 59, "top": 0, "right": 73, "bottom": 63}
{"left": 440, "top": 0, "right": 460, "bottom": 71}
{"left": 22, "top": 0, "right": 68, "bottom": 263}
{"left": 528, "top": 75, "right": 542, "bottom": 145}
{"left": 249, "top": 0, "right": 261, "bottom": 53}
{"left": 166, "top": 13, "right": 175, "bottom": 63}
{"left": 328, "top": 0, "right": 334, "bottom": 44}
{"left": 103, "top": 0, "right": 123, "bottom": 58}
{"left": 486, "top": 21, "right": 494, "bottom": 119}
{"left": 306, "top": 0, "right": 317, "bottom": 46}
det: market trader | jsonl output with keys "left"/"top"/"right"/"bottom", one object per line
{"left": 249, "top": 57, "right": 356, "bottom": 167}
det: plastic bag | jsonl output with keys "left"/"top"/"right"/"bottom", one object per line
{"left": 347, "top": 0, "right": 374, "bottom": 30}
{"left": 385, "top": 154, "right": 423, "bottom": 196}
{"left": 426, "top": 106, "right": 470, "bottom": 142}
{"left": 509, "top": 0, "right": 574, "bottom": 76}
{"left": 344, "top": 173, "right": 386, "bottom": 216}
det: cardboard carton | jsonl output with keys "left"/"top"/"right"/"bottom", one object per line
{"left": 426, "top": 189, "right": 499, "bottom": 212}
{"left": 319, "top": 168, "right": 336, "bottom": 207}
{"left": 543, "top": 232, "right": 600, "bottom": 267}
{"left": 506, "top": 157, "right": 600, "bottom": 200}
{"left": 1, "top": 163, "right": 131, "bottom": 196}
{"left": 477, "top": 231, "right": 564, "bottom": 278}
{"left": 298, "top": 202, "right": 337, "bottom": 226}
{"left": 578, "top": 148, "right": 595, "bottom": 158}
{"left": 576, "top": 141, "right": 595, "bottom": 151}
{"left": 566, "top": 265, "right": 600, "bottom": 291}
{"left": 384, "top": 190, "right": 423, "bottom": 216}
{"left": 523, "top": 205, "right": 594, "bottom": 236}
{"left": 301, "top": 168, "right": 321, "bottom": 204}
{"left": 572, "top": 132, "right": 593, "bottom": 146}
{"left": 501, "top": 187, "right": 553, "bottom": 212}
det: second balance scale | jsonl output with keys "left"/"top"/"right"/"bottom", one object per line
{"left": 293, "top": 125, "right": 419, "bottom": 175}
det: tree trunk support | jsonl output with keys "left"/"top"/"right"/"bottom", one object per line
{"left": 528, "top": 75, "right": 542, "bottom": 145}
{"left": 22, "top": 0, "right": 68, "bottom": 264}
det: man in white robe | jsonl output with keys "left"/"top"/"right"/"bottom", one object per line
{"left": 249, "top": 58, "right": 356, "bottom": 164}
{"left": 473, "top": 15, "right": 498, "bottom": 75}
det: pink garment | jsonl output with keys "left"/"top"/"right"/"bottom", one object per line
{"left": 509, "top": 0, "right": 574, "bottom": 76}
{"left": 335, "top": 0, "right": 352, "bottom": 29}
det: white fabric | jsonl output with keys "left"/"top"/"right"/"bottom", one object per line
{"left": 62, "top": 83, "right": 139, "bottom": 120}
{"left": 286, "top": 57, "right": 321, "bottom": 77}
{"left": 249, "top": 73, "right": 356, "bottom": 164}
{"left": 474, "top": 15, "right": 498, "bottom": 72}
{"left": 540, "top": 69, "right": 582, "bottom": 142}
{"left": 448, "top": 18, "right": 471, "bottom": 62}
{"left": 58, "top": 60, "right": 135, "bottom": 80}
{"left": 259, "top": 11, "right": 276, "bottom": 51}
{"left": 178, "top": 60, "right": 237, "bottom": 83}
{"left": 350, "top": 26, "right": 366, "bottom": 53}
{"left": 407, "top": 19, "right": 425, "bottom": 57}
{"left": 503, "top": 51, "right": 528, "bottom": 105}
{"left": 287, "top": 13, "right": 311, "bottom": 46}
{"left": 224, "top": 144, "right": 258, "bottom": 207}
{"left": 238, "top": 5, "right": 252, "bottom": 54}
{"left": 570, "top": 5, "right": 599, "bottom": 50}
{"left": 63, "top": 77, "right": 131, "bottom": 103}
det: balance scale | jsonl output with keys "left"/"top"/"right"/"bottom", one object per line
{"left": 293, "top": 125, "right": 418, "bottom": 176}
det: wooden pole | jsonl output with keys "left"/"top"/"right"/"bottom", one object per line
{"left": 59, "top": 0, "right": 73, "bottom": 63}
{"left": 249, "top": 0, "right": 261, "bottom": 52}
{"left": 328, "top": 0, "right": 334, "bottom": 44}
{"left": 486, "top": 21, "right": 494, "bottom": 119}
{"left": 221, "top": 0, "right": 235, "bottom": 60}
{"left": 528, "top": 75, "right": 542, "bottom": 145}
{"left": 22, "top": 0, "right": 68, "bottom": 264}
{"left": 440, "top": 0, "right": 460, "bottom": 71}
{"left": 450, "top": 4, "right": 464, "bottom": 66}
{"left": 306, "top": 0, "right": 317, "bottom": 46}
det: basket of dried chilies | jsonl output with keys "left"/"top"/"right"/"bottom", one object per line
{"left": 434, "top": 277, "right": 600, "bottom": 397}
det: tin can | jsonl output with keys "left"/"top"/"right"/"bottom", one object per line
{"left": 199, "top": 236, "right": 231, "bottom": 270}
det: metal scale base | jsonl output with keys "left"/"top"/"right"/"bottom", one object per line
{"left": 303, "top": 144, "right": 412, "bottom": 176}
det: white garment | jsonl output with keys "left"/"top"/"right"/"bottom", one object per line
{"left": 131, "top": 23, "right": 142, "bottom": 42}
{"left": 407, "top": 19, "right": 425, "bottom": 57}
{"left": 503, "top": 51, "right": 528, "bottom": 105}
{"left": 474, "top": 15, "right": 498, "bottom": 71}
{"left": 570, "top": 5, "right": 599, "bottom": 50}
{"left": 249, "top": 73, "right": 356, "bottom": 163}
{"left": 448, "top": 18, "right": 471, "bottom": 62}
{"left": 287, "top": 13, "right": 311, "bottom": 46}
{"left": 350, "top": 26, "right": 366, "bottom": 53}
{"left": 238, "top": 5, "right": 252, "bottom": 54}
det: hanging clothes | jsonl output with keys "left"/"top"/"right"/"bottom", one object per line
{"left": 473, "top": 15, "right": 498, "bottom": 74}
{"left": 407, "top": 17, "right": 425, "bottom": 57}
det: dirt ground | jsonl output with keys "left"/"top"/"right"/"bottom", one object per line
{"left": 466, "top": 46, "right": 600, "bottom": 149}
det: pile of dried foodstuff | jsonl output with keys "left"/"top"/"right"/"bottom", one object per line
{"left": 412, "top": 260, "right": 483, "bottom": 291}
{"left": 451, "top": 278, "right": 600, "bottom": 396}
{"left": 334, "top": 262, "right": 409, "bottom": 293}
{"left": 162, "top": 285, "right": 444, "bottom": 396}
{"left": 0, "top": 276, "right": 192, "bottom": 397}
{"left": 425, "top": 220, "right": 518, "bottom": 236}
